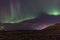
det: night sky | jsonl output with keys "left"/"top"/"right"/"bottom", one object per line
{"left": 0, "top": 0, "right": 60, "bottom": 30}
{"left": 0, "top": 0, "right": 60, "bottom": 23}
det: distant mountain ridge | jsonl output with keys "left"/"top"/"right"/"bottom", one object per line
{"left": 41, "top": 23, "right": 60, "bottom": 34}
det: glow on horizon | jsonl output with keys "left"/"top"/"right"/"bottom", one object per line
{"left": 48, "top": 9, "right": 60, "bottom": 16}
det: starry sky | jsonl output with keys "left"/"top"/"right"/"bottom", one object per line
{"left": 0, "top": 0, "right": 60, "bottom": 23}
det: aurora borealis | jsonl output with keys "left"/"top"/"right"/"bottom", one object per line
{"left": 0, "top": 0, "right": 38, "bottom": 23}
{"left": 0, "top": 0, "right": 60, "bottom": 30}
{"left": 0, "top": 0, "right": 60, "bottom": 23}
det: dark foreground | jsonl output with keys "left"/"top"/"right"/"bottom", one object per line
{"left": 0, "top": 23, "right": 60, "bottom": 40}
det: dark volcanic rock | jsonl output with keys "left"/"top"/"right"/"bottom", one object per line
{"left": 41, "top": 23, "right": 60, "bottom": 35}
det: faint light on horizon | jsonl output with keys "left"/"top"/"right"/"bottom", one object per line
{"left": 48, "top": 9, "right": 60, "bottom": 16}
{"left": 35, "top": 24, "right": 55, "bottom": 30}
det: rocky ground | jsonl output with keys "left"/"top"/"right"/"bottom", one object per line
{"left": 0, "top": 23, "right": 60, "bottom": 40}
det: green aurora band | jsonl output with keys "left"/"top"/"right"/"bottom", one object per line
{"left": 3, "top": 16, "right": 36, "bottom": 23}
{"left": 2, "top": 0, "right": 37, "bottom": 23}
